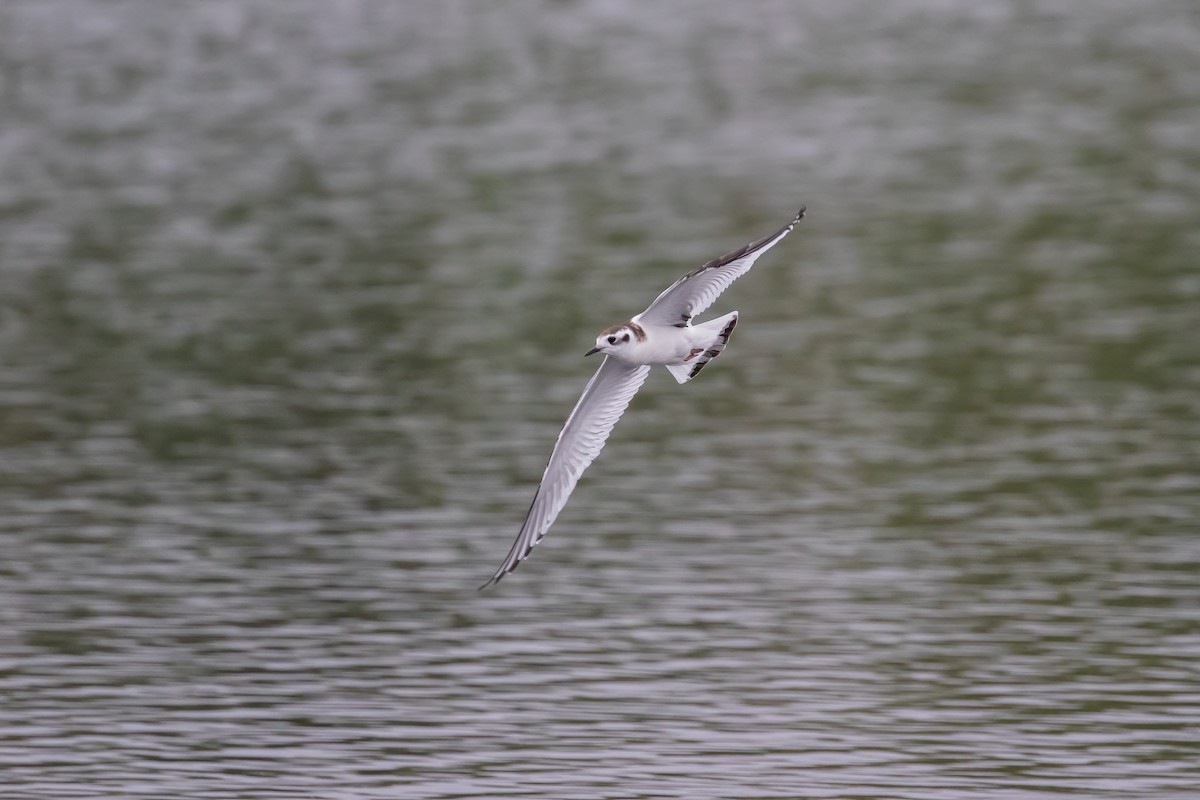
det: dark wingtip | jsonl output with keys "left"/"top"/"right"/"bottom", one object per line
{"left": 796, "top": 206, "right": 807, "bottom": 222}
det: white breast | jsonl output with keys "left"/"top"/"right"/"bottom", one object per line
{"left": 609, "top": 326, "right": 693, "bottom": 366}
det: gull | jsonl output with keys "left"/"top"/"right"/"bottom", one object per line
{"left": 482, "top": 208, "right": 806, "bottom": 587}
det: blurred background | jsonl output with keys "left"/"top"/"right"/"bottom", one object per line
{"left": 1, "top": 1, "right": 1197, "bottom": 797}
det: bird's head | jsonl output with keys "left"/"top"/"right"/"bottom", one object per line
{"left": 586, "top": 323, "right": 641, "bottom": 357}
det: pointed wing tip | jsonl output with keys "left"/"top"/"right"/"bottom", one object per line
{"left": 481, "top": 535, "right": 539, "bottom": 590}
{"left": 479, "top": 563, "right": 515, "bottom": 590}
{"left": 479, "top": 559, "right": 520, "bottom": 590}
{"left": 777, "top": 207, "right": 806, "bottom": 238}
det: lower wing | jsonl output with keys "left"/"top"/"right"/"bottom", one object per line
{"left": 481, "top": 357, "right": 652, "bottom": 587}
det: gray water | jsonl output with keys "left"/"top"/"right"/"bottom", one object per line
{"left": 2, "top": 2, "right": 1199, "bottom": 798}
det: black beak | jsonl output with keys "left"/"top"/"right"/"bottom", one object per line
{"left": 584, "top": 347, "right": 601, "bottom": 357}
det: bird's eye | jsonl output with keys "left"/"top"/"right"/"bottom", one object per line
{"left": 607, "top": 336, "right": 616, "bottom": 344}
{"left": 622, "top": 334, "right": 630, "bottom": 342}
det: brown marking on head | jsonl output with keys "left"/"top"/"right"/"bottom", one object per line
{"left": 599, "top": 321, "right": 647, "bottom": 342}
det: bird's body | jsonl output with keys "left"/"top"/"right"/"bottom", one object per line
{"left": 597, "top": 313, "right": 738, "bottom": 374}
{"left": 482, "top": 208, "right": 806, "bottom": 587}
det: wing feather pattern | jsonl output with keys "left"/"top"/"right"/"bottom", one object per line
{"left": 634, "top": 208, "right": 805, "bottom": 329}
{"left": 482, "top": 357, "right": 651, "bottom": 587}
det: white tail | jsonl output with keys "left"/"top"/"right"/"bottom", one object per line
{"left": 664, "top": 312, "right": 738, "bottom": 384}
{"left": 664, "top": 362, "right": 695, "bottom": 383}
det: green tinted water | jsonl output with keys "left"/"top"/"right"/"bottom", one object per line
{"left": 1, "top": 2, "right": 1197, "bottom": 797}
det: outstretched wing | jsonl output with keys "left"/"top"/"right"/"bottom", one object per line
{"left": 482, "top": 357, "right": 652, "bottom": 587}
{"left": 634, "top": 208, "right": 805, "bottom": 329}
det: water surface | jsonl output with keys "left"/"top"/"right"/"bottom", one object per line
{"left": 1, "top": 2, "right": 1198, "bottom": 798}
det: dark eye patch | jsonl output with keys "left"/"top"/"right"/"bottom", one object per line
{"left": 622, "top": 334, "right": 630, "bottom": 342}
{"left": 608, "top": 336, "right": 616, "bottom": 344}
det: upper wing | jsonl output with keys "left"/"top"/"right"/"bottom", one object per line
{"left": 481, "top": 356, "right": 652, "bottom": 587}
{"left": 634, "top": 208, "right": 806, "bottom": 328}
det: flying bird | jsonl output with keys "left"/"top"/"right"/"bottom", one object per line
{"left": 482, "top": 208, "right": 806, "bottom": 587}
